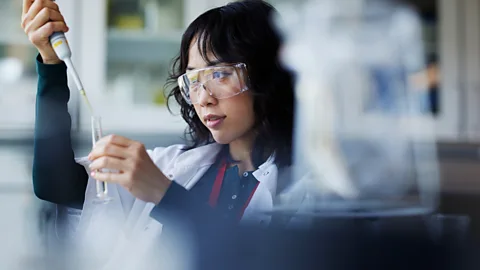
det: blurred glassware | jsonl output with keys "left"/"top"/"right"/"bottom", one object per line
{"left": 0, "top": 57, "right": 24, "bottom": 83}
{"left": 91, "top": 116, "right": 114, "bottom": 204}
{"left": 273, "top": 0, "right": 439, "bottom": 217}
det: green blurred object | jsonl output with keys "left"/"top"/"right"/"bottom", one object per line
{"left": 108, "top": 0, "right": 144, "bottom": 29}
{"left": 153, "top": 87, "right": 167, "bottom": 105}
{"left": 115, "top": 15, "right": 144, "bottom": 29}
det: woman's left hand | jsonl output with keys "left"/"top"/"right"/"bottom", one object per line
{"left": 88, "top": 134, "right": 171, "bottom": 204}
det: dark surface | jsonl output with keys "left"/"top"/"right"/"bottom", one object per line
{"left": 436, "top": 142, "right": 480, "bottom": 241}
{"left": 179, "top": 214, "right": 474, "bottom": 270}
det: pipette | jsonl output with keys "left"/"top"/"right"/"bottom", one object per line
{"left": 49, "top": 31, "right": 113, "bottom": 203}
{"left": 49, "top": 32, "right": 94, "bottom": 114}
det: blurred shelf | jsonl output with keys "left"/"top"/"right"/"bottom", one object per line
{"left": 107, "top": 29, "right": 183, "bottom": 64}
{"left": 80, "top": 102, "right": 186, "bottom": 132}
{"left": 108, "top": 29, "right": 182, "bottom": 42}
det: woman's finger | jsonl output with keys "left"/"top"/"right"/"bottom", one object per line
{"left": 22, "top": 0, "right": 34, "bottom": 17}
{"left": 24, "top": 8, "right": 65, "bottom": 34}
{"left": 91, "top": 170, "right": 129, "bottom": 185}
{"left": 22, "top": 0, "right": 59, "bottom": 29}
{"left": 89, "top": 142, "right": 131, "bottom": 160}
{"left": 29, "top": 21, "right": 68, "bottom": 43}
{"left": 91, "top": 170, "right": 117, "bottom": 183}
{"left": 96, "top": 134, "right": 139, "bottom": 148}
{"left": 89, "top": 156, "right": 127, "bottom": 172}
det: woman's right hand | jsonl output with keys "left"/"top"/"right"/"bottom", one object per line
{"left": 21, "top": 0, "right": 69, "bottom": 64}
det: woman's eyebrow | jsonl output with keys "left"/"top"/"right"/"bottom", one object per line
{"left": 186, "top": 60, "right": 223, "bottom": 71}
{"left": 207, "top": 60, "right": 222, "bottom": 66}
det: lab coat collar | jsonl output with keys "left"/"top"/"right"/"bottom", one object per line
{"left": 171, "top": 143, "right": 278, "bottom": 196}
{"left": 253, "top": 154, "right": 276, "bottom": 183}
{"left": 173, "top": 143, "right": 276, "bottom": 182}
{"left": 173, "top": 143, "right": 223, "bottom": 171}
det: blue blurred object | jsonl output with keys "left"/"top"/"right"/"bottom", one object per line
{"left": 185, "top": 214, "right": 473, "bottom": 270}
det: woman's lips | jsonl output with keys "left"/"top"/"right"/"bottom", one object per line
{"left": 206, "top": 116, "right": 226, "bottom": 129}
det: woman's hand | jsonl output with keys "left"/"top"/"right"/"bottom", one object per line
{"left": 21, "top": 0, "right": 69, "bottom": 64}
{"left": 88, "top": 135, "right": 172, "bottom": 205}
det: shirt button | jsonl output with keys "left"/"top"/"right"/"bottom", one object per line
{"left": 228, "top": 204, "right": 234, "bottom": 210}
{"left": 243, "top": 172, "right": 249, "bottom": 177}
{"left": 263, "top": 171, "right": 269, "bottom": 176}
{"left": 232, "top": 195, "right": 237, "bottom": 200}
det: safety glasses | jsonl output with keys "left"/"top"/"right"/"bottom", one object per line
{"left": 177, "top": 63, "right": 249, "bottom": 105}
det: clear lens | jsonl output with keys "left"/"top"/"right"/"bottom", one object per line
{"left": 177, "top": 63, "right": 249, "bottom": 104}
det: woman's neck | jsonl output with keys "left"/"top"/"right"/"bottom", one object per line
{"left": 228, "top": 132, "right": 256, "bottom": 173}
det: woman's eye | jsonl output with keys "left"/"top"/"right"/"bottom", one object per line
{"left": 213, "top": 71, "right": 231, "bottom": 79}
{"left": 190, "top": 82, "right": 200, "bottom": 91}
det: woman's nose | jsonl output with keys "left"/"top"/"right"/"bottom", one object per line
{"left": 197, "top": 84, "right": 217, "bottom": 106}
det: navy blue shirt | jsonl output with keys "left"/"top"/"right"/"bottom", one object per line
{"left": 187, "top": 146, "right": 260, "bottom": 221}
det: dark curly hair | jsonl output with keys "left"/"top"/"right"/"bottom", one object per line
{"left": 165, "top": 0, "right": 295, "bottom": 168}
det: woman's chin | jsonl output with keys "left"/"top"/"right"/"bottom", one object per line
{"left": 211, "top": 131, "right": 234, "bottom": 145}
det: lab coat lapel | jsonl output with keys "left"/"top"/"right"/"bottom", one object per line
{"left": 243, "top": 161, "right": 308, "bottom": 226}
{"left": 172, "top": 143, "right": 223, "bottom": 189}
{"left": 120, "top": 144, "right": 222, "bottom": 239}
{"left": 242, "top": 156, "right": 278, "bottom": 223}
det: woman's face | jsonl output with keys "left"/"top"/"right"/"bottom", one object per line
{"left": 187, "top": 40, "right": 256, "bottom": 144}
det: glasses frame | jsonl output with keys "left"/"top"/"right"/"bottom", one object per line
{"left": 177, "top": 63, "right": 250, "bottom": 105}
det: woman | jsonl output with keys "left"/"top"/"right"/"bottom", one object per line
{"left": 22, "top": 0, "right": 309, "bottom": 256}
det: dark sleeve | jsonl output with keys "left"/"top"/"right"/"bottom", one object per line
{"left": 150, "top": 181, "right": 225, "bottom": 227}
{"left": 32, "top": 54, "right": 88, "bottom": 209}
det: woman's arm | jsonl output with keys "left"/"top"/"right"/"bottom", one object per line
{"left": 149, "top": 181, "right": 231, "bottom": 228}
{"left": 32, "top": 55, "right": 88, "bottom": 209}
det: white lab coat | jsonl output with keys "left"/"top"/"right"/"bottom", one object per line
{"left": 60, "top": 143, "right": 313, "bottom": 269}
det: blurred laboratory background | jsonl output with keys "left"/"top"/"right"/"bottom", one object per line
{"left": 0, "top": 0, "right": 479, "bottom": 268}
